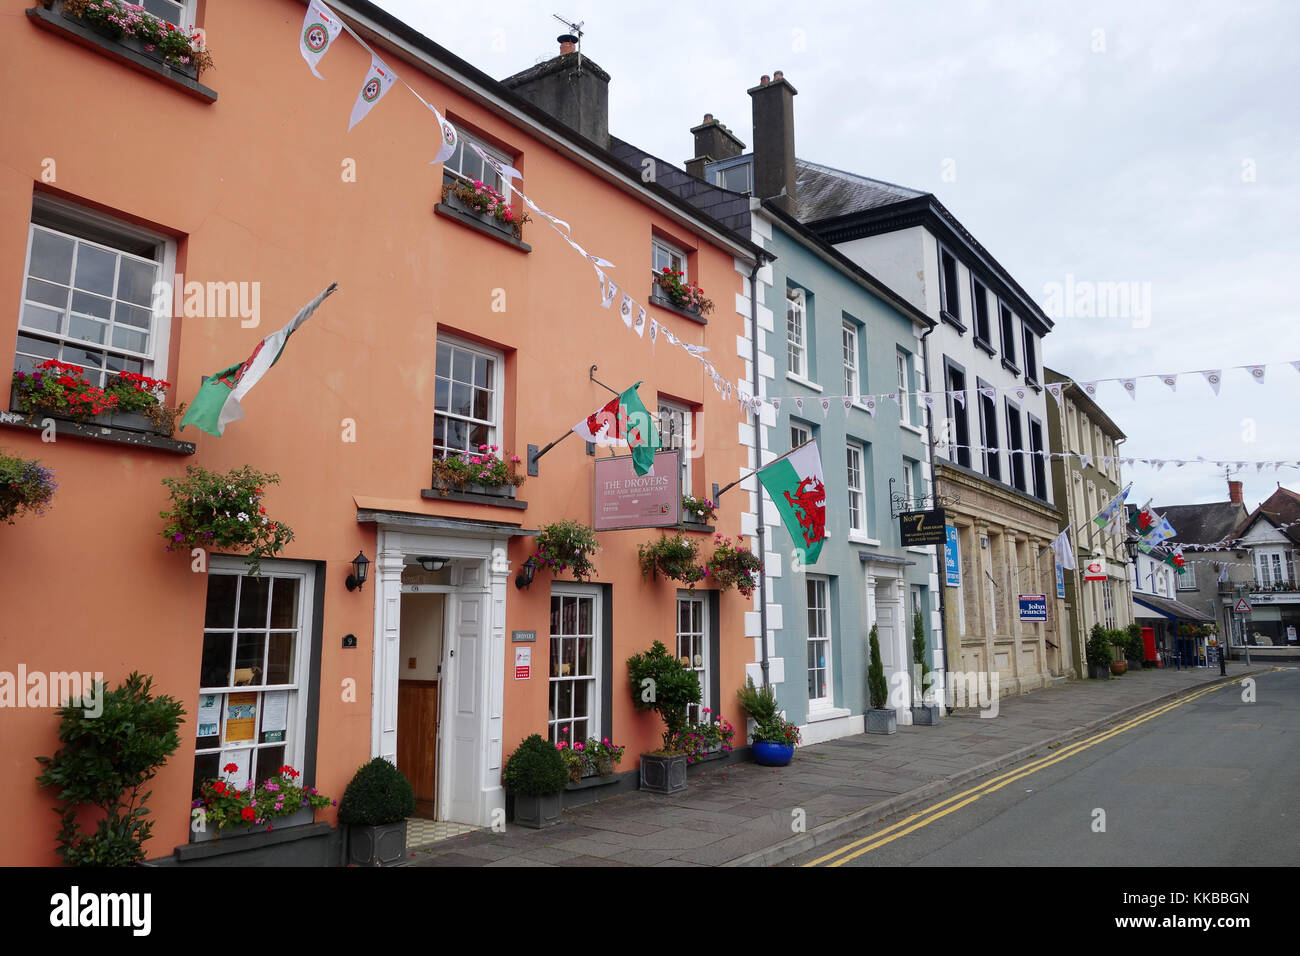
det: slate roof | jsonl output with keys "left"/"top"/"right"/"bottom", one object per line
{"left": 608, "top": 136, "right": 752, "bottom": 235}
{"left": 1234, "top": 485, "right": 1300, "bottom": 545}
{"left": 1158, "top": 502, "right": 1248, "bottom": 547}
{"left": 793, "top": 159, "right": 925, "bottom": 223}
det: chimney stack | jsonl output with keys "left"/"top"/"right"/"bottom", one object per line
{"left": 748, "top": 70, "right": 798, "bottom": 214}
{"left": 685, "top": 112, "right": 746, "bottom": 181}
{"left": 1228, "top": 480, "right": 1243, "bottom": 504}
{"left": 501, "top": 36, "right": 610, "bottom": 149}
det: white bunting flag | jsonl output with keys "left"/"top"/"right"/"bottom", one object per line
{"left": 1202, "top": 370, "right": 1222, "bottom": 395}
{"left": 1047, "top": 382, "right": 1064, "bottom": 410}
{"left": 1292, "top": 361, "right": 1300, "bottom": 375}
{"left": 887, "top": 392, "right": 900, "bottom": 405}
{"left": 601, "top": 277, "right": 617, "bottom": 309}
{"left": 662, "top": 328, "right": 681, "bottom": 347}
{"left": 1160, "top": 373, "right": 1178, "bottom": 392}
{"left": 864, "top": 397, "right": 877, "bottom": 418}
{"left": 348, "top": 55, "right": 397, "bottom": 131}
{"left": 771, "top": 398, "right": 781, "bottom": 412}
{"left": 793, "top": 397, "right": 805, "bottom": 414}
{"left": 1120, "top": 377, "right": 1137, "bottom": 399}
{"left": 722, "top": 382, "right": 731, "bottom": 401}
{"left": 1014, "top": 386, "right": 1026, "bottom": 401}
{"left": 584, "top": 252, "right": 615, "bottom": 269}
{"left": 633, "top": 307, "right": 646, "bottom": 339}
{"left": 1102, "top": 456, "right": 1112, "bottom": 468}
{"left": 683, "top": 343, "right": 710, "bottom": 357}
{"left": 978, "top": 386, "right": 996, "bottom": 401}
{"left": 1256, "top": 461, "right": 1266, "bottom": 473}
{"left": 467, "top": 140, "right": 523, "bottom": 186}
{"left": 648, "top": 318, "right": 659, "bottom": 348}
{"left": 952, "top": 389, "right": 966, "bottom": 409}
{"left": 426, "top": 104, "right": 459, "bottom": 165}
{"left": 920, "top": 392, "right": 936, "bottom": 410}
{"left": 738, "top": 391, "right": 751, "bottom": 414}
{"left": 619, "top": 294, "right": 634, "bottom": 329}
{"left": 1080, "top": 454, "right": 1093, "bottom": 470}
{"left": 1155, "top": 461, "right": 1165, "bottom": 471}
{"left": 1082, "top": 382, "right": 1098, "bottom": 398}
{"left": 1245, "top": 364, "right": 1265, "bottom": 384}
{"left": 842, "top": 397, "right": 853, "bottom": 418}
{"left": 300, "top": 0, "right": 344, "bottom": 79}
{"left": 820, "top": 397, "right": 831, "bottom": 418}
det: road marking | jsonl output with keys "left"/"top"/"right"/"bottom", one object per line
{"left": 805, "top": 674, "right": 1281, "bottom": 867}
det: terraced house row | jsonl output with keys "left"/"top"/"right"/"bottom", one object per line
{"left": 1, "top": 0, "right": 1119, "bottom": 866}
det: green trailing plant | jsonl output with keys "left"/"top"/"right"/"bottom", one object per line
{"left": 158, "top": 465, "right": 295, "bottom": 575}
{"left": 35, "top": 672, "right": 185, "bottom": 866}
{"left": 554, "top": 727, "right": 626, "bottom": 781}
{"left": 868, "top": 624, "right": 888, "bottom": 711}
{"left": 705, "top": 534, "right": 762, "bottom": 597}
{"left": 736, "top": 677, "right": 800, "bottom": 745}
{"left": 681, "top": 494, "right": 716, "bottom": 523}
{"left": 441, "top": 179, "right": 531, "bottom": 238}
{"left": 337, "top": 757, "right": 415, "bottom": 826}
{"left": 534, "top": 520, "right": 599, "bottom": 582}
{"left": 638, "top": 532, "right": 704, "bottom": 587}
{"left": 0, "top": 449, "right": 57, "bottom": 523}
{"left": 195, "top": 764, "right": 332, "bottom": 831}
{"left": 1085, "top": 623, "right": 1113, "bottom": 668}
{"left": 912, "top": 607, "right": 932, "bottom": 704}
{"left": 627, "top": 640, "right": 701, "bottom": 753}
{"left": 653, "top": 267, "right": 715, "bottom": 316}
{"left": 61, "top": 0, "right": 214, "bottom": 74}
{"left": 502, "top": 734, "right": 567, "bottom": 796}
{"left": 429, "top": 444, "right": 525, "bottom": 493}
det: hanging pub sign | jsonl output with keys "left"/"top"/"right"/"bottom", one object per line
{"left": 593, "top": 449, "right": 681, "bottom": 531}
{"left": 899, "top": 508, "right": 948, "bottom": 547}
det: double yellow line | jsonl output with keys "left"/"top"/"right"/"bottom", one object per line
{"left": 804, "top": 674, "right": 1265, "bottom": 867}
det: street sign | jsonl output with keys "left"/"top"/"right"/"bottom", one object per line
{"left": 1018, "top": 593, "right": 1048, "bottom": 622}
{"left": 1234, "top": 597, "right": 1252, "bottom": 614}
{"left": 899, "top": 508, "right": 948, "bottom": 546}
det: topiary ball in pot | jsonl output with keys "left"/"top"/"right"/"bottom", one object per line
{"left": 502, "top": 733, "right": 568, "bottom": 797}
{"left": 338, "top": 757, "right": 416, "bottom": 826}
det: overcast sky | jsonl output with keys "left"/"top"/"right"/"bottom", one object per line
{"left": 375, "top": 0, "right": 1300, "bottom": 520}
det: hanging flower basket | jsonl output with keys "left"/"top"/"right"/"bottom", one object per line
{"left": 0, "top": 450, "right": 57, "bottom": 524}
{"left": 158, "top": 465, "right": 294, "bottom": 575}
{"left": 704, "top": 534, "right": 762, "bottom": 597}
{"left": 638, "top": 532, "right": 705, "bottom": 588}
{"left": 533, "top": 520, "right": 599, "bottom": 582}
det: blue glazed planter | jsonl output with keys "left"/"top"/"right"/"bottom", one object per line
{"left": 752, "top": 740, "right": 794, "bottom": 767}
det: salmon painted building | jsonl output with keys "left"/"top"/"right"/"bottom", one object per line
{"left": 0, "top": 0, "right": 763, "bottom": 865}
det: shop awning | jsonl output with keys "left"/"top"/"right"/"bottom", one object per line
{"left": 1132, "top": 593, "right": 1213, "bottom": 623}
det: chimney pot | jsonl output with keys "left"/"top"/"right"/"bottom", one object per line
{"left": 558, "top": 34, "right": 578, "bottom": 55}
{"left": 1228, "top": 480, "right": 1243, "bottom": 504}
{"left": 774, "top": 70, "right": 784, "bottom": 80}
{"left": 703, "top": 112, "right": 713, "bottom": 123}
{"left": 760, "top": 74, "right": 770, "bottom": 85}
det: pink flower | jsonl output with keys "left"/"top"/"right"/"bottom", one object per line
{"left": 478, "top": 444, "right": 488, "bottom": 452}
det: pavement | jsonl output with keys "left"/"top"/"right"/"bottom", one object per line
{"left": 407, "top": 664, "right": 1271, "bottom": 868}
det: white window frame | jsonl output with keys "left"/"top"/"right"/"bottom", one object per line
{"left": 547, "top": 585, "right": 601, "bottom": 744}
{"left": 1102, "top": 578, "right": 1116, "bottom": 629}
{"left": 896, "top": 350, "right": 911, "bottom": 426}
{"left": 195, "top": 557, "right": 315, "bottom": 796}
{"left": 143, "top": 0, "right": 197, "bottom": 27}
{"left": 846, "top": 442, "right": 865, "bottom": 535}
{"left": 842, "top": 320, "right": 860, "bottom": 399}
{"left": 676, "top": 592, "right": 709, "bottom": 725}
{"left": 806, "top": 576, "right": 832, "bottom": 709}
{"left": 787, "top": 286, "right": 808, "bottom": 379}
{"left": 17, "top": 194, "right": 175, "bottom": 387}
{"left": 658, "top": 398, "right": 694, "bottom": 495}
{"left": 434, "top": 334, "right": 504, "bottom": 460}
{"left": 444, "top": 130, "right": 514, "bottom": 199}
{"left": 902, "top": 458, "right": 916, "bottom": 510}
{"left": 790, "top": 422, "right": 811, "bottom": 450}
{"left": 1177, "top": 562, "right": 1197, "bottom": 590}
{"left": 652, "top": 236, "right": 688, "bottom": 284}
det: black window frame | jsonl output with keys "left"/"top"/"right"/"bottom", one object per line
{"left": 943, "top": 357, "right": 971, "bottom": 469}
{"left": 998, "top": 301, "right": 1019, "bottom": 373}
{"left": 978, "top": 378, "right": 1001, "bottom": 482}
{"left": 1028, "top": 414, "right": 1047, "bottom": 501}
{"left": 1005, "top": 397, "right": 1026, "bottom": 493}
{"left": 1022, "top": 327, "right": 1039, "bottom": 386}
{"left": 939, "top": 246, "right": 964, "bottom": 331}
{"left": 971, "top": 276, "right": 994, "bottom": 353}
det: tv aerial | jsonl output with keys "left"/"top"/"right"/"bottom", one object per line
{"left": 552, "top": 13, "right": 585, "bottom": 75}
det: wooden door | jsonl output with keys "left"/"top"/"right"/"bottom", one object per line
{"left": 397, "top": 680, "right": 438, "bottom": 819}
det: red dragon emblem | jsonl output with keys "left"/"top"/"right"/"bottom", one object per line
{"left": 784, "top": 477, "right": 826, "bottom": 547}
{"left": 218, "top": 340, "right": 265, "bottom": 389}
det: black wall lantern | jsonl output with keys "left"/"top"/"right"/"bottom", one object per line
{"left": 515, "top": 555, "right": 536, "bottom": 590}
{"left": 346, "top": 550, "right": 370, "bottom": 592}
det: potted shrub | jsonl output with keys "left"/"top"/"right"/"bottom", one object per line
{"left": 1086, "top": 623, "right": 1113, "bottom": 680}
{"left": 626, "top": 640, "right": 701, "bottom": 793}
{"left": 338, "top": 757, "right": 416, "bottom": 865}
{"left": 429, "top": 444, "right": 525, "bottom": 498}
{"left": 35, "top": 672, "right": 185, "bottom": 866}
{"left": 910, "top": 607, "right": 940, "bottom": 725}
{"left": 158, "top": 465, "right": 295, "bottom": 575}
{"left": 502, "top": 734, "right": 567, "bottom": 828}
{"left": 738, "top": 677, "right": 800, "bottom": 766}
{"left": 1123, "top": 622, "right": 1146, "bottom": 669}
{"left": 866, "top": 624, "right": 896, "bottom": 734}
{"left": 638, "top": 532, "right": 705, "bottom": 587}
{"left": 192, "top": 764, "right": 332, "bottom": 842}
{"left": 681, "top": 494, "right": 716, "bottom": 526}
{"left": 1107, "top": 628, "right": 1128, "bottom": 675}
{"left": 704, "top": 534, "right": 762, "bottom": 597}
{"left": 0, "top": 450, "right": 57, "bottom": 523}
{"left": 439, "top": 177, "right": 531, "bottom": 240}
{"left": 533, "top": 520, "right": 599, "bottom": 582}
{"left": 652, "top": 267, "right": 715, "bottom": 317}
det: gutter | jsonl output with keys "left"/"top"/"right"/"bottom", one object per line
{"left": 918, "top": 321, "right": 952, "bottom": 713}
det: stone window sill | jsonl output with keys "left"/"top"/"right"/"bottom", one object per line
{"left": 0, "top": 409, "right": 195, "bottom": 454}
{"left": 900, "top": 422, "right": 926, "bottom": 437}
{"left": 28, "top": 3, "right": 218, "bottom": 104}
{"left": 785, "top": 371, "right": 823, "bottom": 393}
{"left": 806, "top": 705, "right": 851, "bottom": 723}
{"left": 434, "top": 202, "right": 532, "bottom": 253}
{"left": 421, "top": 487, "right": 527, "bottom": 510}
{"left": 648, "top": 291, "right": 708, "bottom": 326}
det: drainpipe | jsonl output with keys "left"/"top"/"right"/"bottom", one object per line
{"left": 748, "top": 254, "right": 773, "bottom": 688}
{"left": 918, "top": 321, "right": 951, "bottom": 713}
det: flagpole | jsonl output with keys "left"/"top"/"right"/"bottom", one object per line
{"left": 712, "top": 439, "right": 815, "bottom": 504}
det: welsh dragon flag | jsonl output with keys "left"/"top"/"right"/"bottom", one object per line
{"left": 181, "top": 284, "right": 337, "bottom": 437}
{"left": 758, "top": 440, "right": 826, "bottom": 565}
{"left": 572, "top": 382, "right": 659, "bottom": 476}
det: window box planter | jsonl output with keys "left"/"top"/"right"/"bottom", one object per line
{"left": 191, "top": 806, "right": 314, "bottom": 843}
{"left": 436, "top": 175, "right": 530, "bottom": 250}
{"left": 648, "top": 290, "right": 707, "bottom": 325}
{"left": 751, "top": 740, "right": 794, "bottom": 767}
{"left": 564, "top": 773, "right": 620, "bottom": 792}
{"left": 53, "top": 0, "right": 202, "bottom": 79}
{"left": 911, "top": 704, "right": 941, "bottom": 725}
{"left": 346, "top": 819, "right": 408, "bottom": 866}
{"left": 865, "top": 708, "right": 898, "bottom": 735}
{"left": 512, "top": 791, "right": 563, "bottom": 828}
{"left": 428, "top": 479, "right": 516, "bottom": 500}
{"left": 638, "top": 753, "right": 688, "bottom": 794}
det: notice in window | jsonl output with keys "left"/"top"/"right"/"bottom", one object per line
{"left": 261, "top": 690, "right": 288, "bottom": 743}
{"left": 197, "top": 693, "right": 221, "bottom": 738}
{"left": 225, "top": 692, "right": 258, "bottom": 742}
{"left": 223, "top": 748, "right": 251, "bottom": 789}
